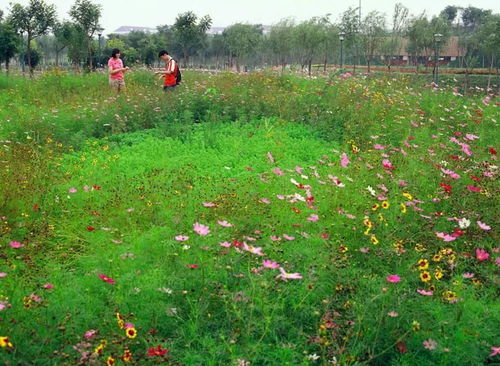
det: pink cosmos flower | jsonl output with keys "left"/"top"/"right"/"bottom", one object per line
{"left": 275, "top": 267, "right": 302, "bottom": 281}
{"left": 260, "top": 198, "right": 271, "bottom": 204}
{"left": 466, "top": 185, "right": 481, "bottom": 192}
{"left": 436, "top": 232, "right": 457, "bottom": 242}
{"left": 490, "top": 347, "right": 500, "bottom": 357}
{"left": 262, "top": 260, "right": 280, "bottom": 269}
{"left": 462, "top": 273, "right": 474, "bottom": 278}
{"left": 341, "top": 153, "right": 349, "bottom": 168}
{"left": 307, "top": 214, "right": 319, "bottom": 222}
{"left": 386, "top": 275, "right": 401, "bottom": 283}
{"left": 272, "top": 168, "right": 284, "bottom": 176}
{"left": 84, "top": 330, "right": 98, "bottom": 339}
{"left": 423, "top": 338, "right": 437, "bottom": 350}
{"left": 0, "top": 273, "right": 7, "bottom": 278}
{"left": 374, "top": 144, "right": 386, "bottom": 150}
{"left": 43, "top": 283, "right": 54, "bottom": 289}
{"left": 193, "top": 222, "right": 210, "bottom": 236}
{"left": 477, "top": 221, "right": 491, "bottom": 230}
{"left": 202, "top": 202, "right": 216, "bottom": 207}
{"left": 270, "top": 235, "right": 281, "bottom": 241}
{"left": 219, "top": 241, "right": 231, "bottom": 248}
{"left": 295, "top": 166, "right": 304, "bottom": 174}
{"left": 175, "top": 235, "right": 189, "bottom": 242}
{"left": 283, "top": 234, "right": 295, "bottom": 241}
{"left": 359, "top": 247, "right": 370, "bottom": 253}
{"left": 417, "top": 289, "right": 434, "bottom": 296}
{"left": 242, "top": 242, "right": 264, "bottom": 256}
{"left": 218, "top": 220, "right": 233, "bottom": 227}
{"left": 382, "top": 159, "right": 394, "bottom": 170}
{"left": 68, "top": 187, "right": 77, "bottom": 193}
{"left": 9, "top": 241, "right": 25, "bottom": 249}
{"left": 476, "top": 248, "right": 490, "bottom": 261}
{"left": 387, "top": 311, "right": 399, "bottom": 317}
{"left": 441, "top": 168, "right": 461, "bottom": 179}
{"left": 98, "top": 274, "right": 116, "bottom": 284}
{"left": 267, "top": 152, "right": 275, "bottom": 164}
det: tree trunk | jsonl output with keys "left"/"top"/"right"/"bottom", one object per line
{"left": 27, "top": 34, "right": 33, "bottom": 77}
{"left": 308, "top": 59, "right": 312, "bottom": 76}
{"left": 487, "top": 55, "right": 494, "bottom": 92}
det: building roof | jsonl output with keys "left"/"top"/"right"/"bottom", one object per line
{"left": 112, "top": 26, "right": 157, "bottom": 34}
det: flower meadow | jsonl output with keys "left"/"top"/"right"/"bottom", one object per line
{"left": 0, "top": 70, "right": 498, "bottom": 365}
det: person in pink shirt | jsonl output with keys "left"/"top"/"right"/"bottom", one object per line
{"left": 108, "top": 48, "right": 129, "bottom": 92}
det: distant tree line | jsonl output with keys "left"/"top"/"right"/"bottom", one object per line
{"left": 1, "top": 1, "right": 499, "bottom": 79}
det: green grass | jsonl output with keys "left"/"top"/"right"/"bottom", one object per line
{"left": 0, "top": 70, "right": 498, "bottom": 365}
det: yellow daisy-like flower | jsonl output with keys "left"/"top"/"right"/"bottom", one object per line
{"left": 472, "top": 278, "right": 481, "bottom": 286}
{"left": 371, "top": 204, "right": 380, "bottom": 211}
{"left": 106, "top": 356, "right": 115, "bottom": 366}
{"left": 364, "top": 227, "right": 371, "bottom": 235}
{"left": 443, "top": 291, "right": 458, "bottom": 302}
{"left": 370, "top": 235, "right": 379, "bottom": 245}
{"left": 125, "top": 327, "right": 137, "bottom": 339}
{"left": 381, "top": 201, "right": 390, "bottom": 209}
{"left": 434, "top": 269, "right": 444, "bottom": 280}
{"left": 415, "top": 243, "right": 427, "bottom": 252}
{"left": 339, "top": 246, "right": 349, "bottom": 253}
{"left": 403, "top": 192, "right": 413, "bottom": 200}
{"left": 417, "top": 259, "right": 429, "bottom": 270}
{"left": 432, "top": 254, "right": 442, "bottom": 262}
{"left": 400, "top": 203, "right": 407, "bottom": 213}
{"left": 378, "top": 213, "right": 385, "bottom": 222}
{"left": 94, "top": 343, "right": 105, "bottom": 355}
{"left": 0, "top": 336, "right": 13, "bottom": 348}
{"left": 363, "top": 218, "right": 373, "bottom": 227}
{"left": 123, "top": 349, "right": 133, "bottom": 363}
{"left": 420, "top": 271, "right": 431, "bottom": 282}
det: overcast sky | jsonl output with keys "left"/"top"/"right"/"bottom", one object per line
{"left": 1, "top": 0, "right": 499, "bottom": 34}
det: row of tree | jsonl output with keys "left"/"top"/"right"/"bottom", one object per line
{"left": 0, "top": 1, "right": 499, "bottom": 77}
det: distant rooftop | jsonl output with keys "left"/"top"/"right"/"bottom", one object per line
{"left": 112, "top": 26, "right": 157, "bottom": 35}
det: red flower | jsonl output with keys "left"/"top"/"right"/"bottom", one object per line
{"left": 232, "top": 240, "right": 243, "bottom": 248}
{"left": 148, "top": 345, "right": 168, "bottom": 357}
{"left": 469, "top": 175, "right": 481, "bottom": 182}
{"left": 439, "top": 183, "right": 452, "bottom": 194}
{"left": 466, "top": 185, "right": 481, "bottom": 192}
{"left": 93, "top": 185, "right": 102, "bottom": 190}
{"left": 489, "top": 147, "right": 497, "bottom": 155}
{"left": 33, "top": 204, "right": 40, "bottom": 211}
{"left": 186, "top": 264, "right": 199, "bottom": 269}
{"left": 98, "top": 274, "right": 116, "bottom": 284}
{"left": 86, "top": 226, "right": 96, "bottom": 231}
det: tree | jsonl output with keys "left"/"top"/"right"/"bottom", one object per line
{"left": 380, "top": 3, "right": 409, "bottom": 70}
{"left": 0, "top": 21, "right": 21, "bottom": 72}
{"left": 360, "top": 11, "right": 386, "bottom": 72}
{"left": 9, "top": 0, "right": 57, "bottom": 75}
{"left": 223, "top": 23, "right": 263, "bottom": 72}
{"left": 440, "top": 6, "right": 459, "bottom": 24}
{"left": 477, "top": 14, "right": 500, "bottom": 90}
{"left": 461, "top": 6, "right": 491, "bottom": 31}
{"left": 69, "top": 0, "right": 102, "bottom": 70}
{"left": 292, "top": 17, "right": 329, "bottom": 75}
{"left": 172, "top": 11, "right": 212, "bottom": 66}
{"left": 340, "top": 8, "right": 361, "bottom": 73}
{"left": 269, "top": 18, "right": 295, "bottom": 70}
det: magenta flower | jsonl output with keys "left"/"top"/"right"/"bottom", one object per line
{"left": 217, "top": 220, "right": 233, "bottom": 227}
{"left": 462, "top": 273, "right": 475, "bottom": 279}
{"left": 382, "top": 159, "right": 394, "bottom": 170}
{"left": 219, "top": 241, "right": 231, "bottom": 248}
{"left": 84, "top": 330, "right": 98, "bottom": 339}
{"left": 9, "top": 241, "right": 25, "bottom": 249}
{"left": 386, "top": 275, "right": 401, "bottom": 283}
{"left": 476, "top": 248, "right": 490, "bottom": 261}
{"left": 283, "top": 234, "right": 295, "bottom": 241}
{"left": 307, "top": 214, "right": 319, "bottom": 222}
{"left": 193, "top": 222, "right": 210, "bottom": 236}
{"left": 275, "top": 267, "right": 302, "bottom": 281}
{"left": 263, "top": 260, "right": 280, "bottom": 269}
{"left": 490, "top": 347, "right": 500, "bottom": 357}
{"left": 466, "top": 185, "right": 481, "bottom": 192}
{"left": 68, "top": 187, "right": 77, "bottom": 193}
{"left": 417, "top": 289, "right": 434, "bottom": 296}
{"left": 43, "top": 283, "right": 54, "bottom": 289}
{"left": 0, "top": 273, "right": 7, "bottom": 278}
{"left": 341, "top": 153, "right": 349, "bottom": 168}
{"left": 175, "top": 235, "right": 189, "bottom": 242}
{"left": 477, "top": 221, "right": 491, "bottom": 230}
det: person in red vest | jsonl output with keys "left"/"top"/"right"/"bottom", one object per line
{"left": 155, "top": 50, "right": 179, "bottom": 91}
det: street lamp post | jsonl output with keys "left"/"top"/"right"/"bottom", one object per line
{"left": 433, "top": 33, "right": 443, "bottom": 85}
{"left": 339, "top": 32, "right": 346, "bottom": 71}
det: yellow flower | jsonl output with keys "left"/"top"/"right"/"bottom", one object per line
{"left": 123, "top": 349, "right": 133, "bottom": 362}
{"left": 106, "top": 356, "right": 115, "bottom": 366}
{"left": 126, "top": 327, "right": 137, "bottom": 339}
{"left": 412, "top": 320, "right": 420, "bottom": 331}
{"left": 381, "top": 201, "right": 390, "bottom": 209}
{"left": 363, "top": 218, "right": 373, "bottom": 227}
{"left": 402, "top": 192, "right": 413, "bottom": 200}
{"left": 0, "top": 336, "right": 13, "bottom": 348}
{"left": 415, "top": 243, "right": 427, "bottom": 252}
{"left": 417, "top": 259, "right": 429, "bottom": 270}
{"left": 400, "top": 203, "right": 407, "bottom": 213}
{"left": 378, "top": 213, "right": 385, "bottom": 221}
{"left": 94, "top": 343, "right": 105, "bottom": 354}
{"left": 370, "top": 235, "right": 379, "bottom": 245}
{"left": 420, "top": 271, "right": 431, "bottom": 282}
{"left": 432, "top": 254, "right": 442, "bottom": 262}
{"left": 434, "top": 268, "right": 444, "bottom": 280}
{"left": 443, "top": 291, "right": 458, "bottom": 302}
{"left": 371, "top": 204, "right": 379, "bottom": 211}
{"left": 472, "top": 278, "right": 481, "bottom": 286}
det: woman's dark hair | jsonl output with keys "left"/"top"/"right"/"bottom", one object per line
{"left": 158, "top": 50, "right": 169, "bottom": 57}
{"left": 111, "top": 48, "right": 121, "bottom": 58}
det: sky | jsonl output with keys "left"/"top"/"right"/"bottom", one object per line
{"left": 1, "top": 0, "right": 499, "bottom": 34}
